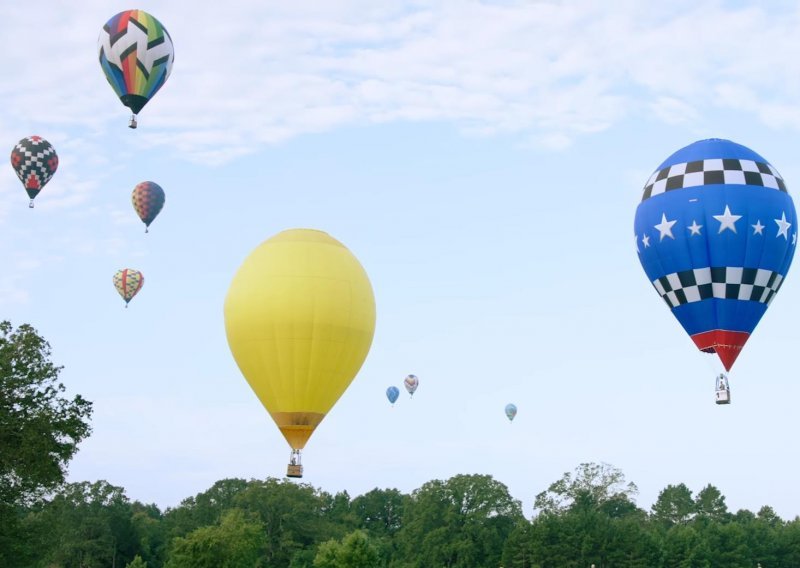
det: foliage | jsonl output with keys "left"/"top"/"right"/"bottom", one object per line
{"left": 351, "top": 487, "right": 407, "bottom": 537}
{"left": 27, "top": 480, "right": 139, "bottom": 568}
{"left": 694, "top": 484, "right": 729, "bottom": 521}
{"left": 314, "top": 530, "right": 381, "bottom": 568}
{"left": 0, "top": 321, "right": 93, "bottom": 567}
{"left": 2, "top": 458, "right": 800, "bottom": 567}
{"left": 165, "top": 508, "right": 264, "bottom": 568}
{"left": 533, "top": 462, "right": 638, "bottom": 515}
{"left": 395, "top": 473, "right": 524, "bottom": 567}
{"left": 127, "top": 555, "right": 148, "bottom": 568}
{"left": 130, "top": 501, "right": 168, "bottom": 566}
{"left": 162, "top": 478, "right": 251, "bottom": 540}
{"left": 231, "top": 477, "right": 335, "bottom": 565}
{"left": 0, "top": 321, "right": 93, "bottom": 505}
{"left": 651, "top": 483, "right": 696, "bottom": 527}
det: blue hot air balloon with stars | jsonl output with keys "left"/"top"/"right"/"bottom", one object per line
{"left": 634, "top": 139, "right": 796, "bottom": 374}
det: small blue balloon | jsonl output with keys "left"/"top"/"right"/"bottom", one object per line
{"left": 386, "top": 386, "right": 400, "bottom": 405}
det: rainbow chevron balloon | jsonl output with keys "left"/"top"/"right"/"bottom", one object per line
{"left": 98, "top": 10, "right": 174, "bottom": 125}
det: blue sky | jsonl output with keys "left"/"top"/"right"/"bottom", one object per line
{"left": 3, "top": 1, "right": 800, "bottom": 519}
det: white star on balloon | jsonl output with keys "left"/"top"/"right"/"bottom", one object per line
{"left": 752, "top": 220, "right": 765, "bottom": 235}
{"left": 774, "top": 211, "right": 791, "bottom": 240}
{"left": 642, "top": 234, "right": 650, "bottom": 248}
{"left": 713, "top": 205, "right": 741, "bottom": 234}
{"left": 687, "top": 220, "right": 703, "bottom": 236}
{"left": 654, "top": 213, "right": 677, "bottom": 241}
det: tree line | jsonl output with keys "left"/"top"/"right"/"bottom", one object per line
{"left": 3, "top": 468, "right": 800, "bottom": 567}
{"left": 2, "top": 320, "right": 800, "bottom": 567}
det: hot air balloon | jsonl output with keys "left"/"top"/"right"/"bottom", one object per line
{"left": 403, "top": 374, "right": 419, "bottom": 397}
{"left": 505, "top": 403, "right": 517, "bottom": 422}
{"left": 10, "top": 136, "right": 58, "bottom": 208}
{"left": 634, "top": 139, "right": 796, "bottom": 399}
{"left": 113, "top": 268, "right": 144, "bottom": 307}
{"left": 98, "top": 10, "right": 174, "bottom": 128}
{"left": 386, "top": 386, "right": 400, "bottom": 405}
{"left": 132, "top": 181, "right": 165, "bottom": 232}
{"left": 224, "top": 229, "right": 376, "bottom": 478}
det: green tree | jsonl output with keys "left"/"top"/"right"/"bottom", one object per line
{"left": 29, "top": 480, "right": 138, "bottom": 568}
{"left": 501, "top": 522, "right": 533, "bottom": 568}
{"left": 660, "top": 523, "right": 706, "bottom": 568}
{"left": 165, "top": 508, "right": 264, "bottom": 568}
{"left": 314, "top": 541, "right": 339, "bottom": 568}
{"left": 314, "top": 530, "right": 381, "bottom": 568}
{"left": 130, "top": 501, "right": 167, "bottom": 566}
{"left": 351, "top": 488, "right": 406, "bottom": 538}
{"left": 526, "top": 492, "right": 652, "bottom": 568}
{"left": 395, "top": 473, "right": 523, "bottom": 567}
{"left": 694, "top": 484, "right": 728, "bottom": 522}
{"left": 0, "top": 321, "right": 93, "bottom": 566}
{"left": 735, "top": 507, "right": 782, "bottom": 567}
{"left": 163, "top": 477, "right": 250, "bottom": 540}
{"left": 127, "top": 555, "right": 148, "bottom": 568}
{"left": 780, "top": 518, "right": 800, "bottom": 566}
{"left": 522, "top": 465, "right": 649, "bottom": 568}
{"left": 701, "top": 521, "right": 751, "bottom": 567}
{"left": 603, "top": 517, "right": 661, "bottom": 568}
{"left": 533, "top": 462, "right": 638, "bottom": 515}
{"left": 756, "top": 505, "right": 782, "bottom": 526}
{"left": 320, "top": 490, "right": 356, "bottom": 533}
{"left": 231, "top": 477, "right": 332, "bottom": 566}
{"left": 349, "top": 487, "right": 407, "bottom": 565}
{"left": 651, "top": 483, "right": 696, "bottom": 527}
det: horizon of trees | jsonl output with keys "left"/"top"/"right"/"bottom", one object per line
{"left": 2, "top": 464, "right": 800, "bottom": 567}
{"left": 4, "top": 320, "right": 800, "bottom": 567}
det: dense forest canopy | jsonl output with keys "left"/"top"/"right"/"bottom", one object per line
{"left": 2, "top": 470, "right": 800, "bottom": 567}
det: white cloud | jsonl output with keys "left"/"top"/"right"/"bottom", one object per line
{"left": 2, "top": 0, "right": 798, "bottom": 281}
{"left": 2, "top": 2, "right": 800, "bottom": 166}
{"left": 650, "top": 96, "right": 700, "bottom": 125}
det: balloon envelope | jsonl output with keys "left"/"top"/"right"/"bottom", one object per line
{"left": 132, "top": 181, "right": 165, "bottom": 230}
{"left": 10, "top": 136, "right": 58, "bottom": 203}
{"left": 386, "top": 386, "right": 400, "bottom": 404}
{"left": 403, "top": 374, "right": 419, "bottom": 396}
{"left": 505, "top": 403, "right": 517, "bottom": 422}
{"left": 98, "top": 10, "right": 174, "bottom": 118}
{"left": 224, "top": 229, "right": 376, "bottom": 451}
{"left": 634, "top": 139, "right": 796, "bottom": 370}
{"left": 113, "top": 269, "right": 144, "bottom": 305}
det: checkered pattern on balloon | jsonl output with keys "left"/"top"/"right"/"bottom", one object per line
{"left": 634, "top": 140, "right": 796, "bottom": 371}
{"left": 10, "top": 136, "right": 58, "bottom": 206}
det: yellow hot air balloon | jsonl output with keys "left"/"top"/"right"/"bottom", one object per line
{"left": 224, "top": 229, "right": 376, "bottom": 478}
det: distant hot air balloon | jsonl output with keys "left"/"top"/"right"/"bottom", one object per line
{"left": 224, "top": 229, "right": 376, "bottom": 478}
{"left": 505, "top": 403, "right": 517, "bottom": 422}
{"left": 132, "top": 181, "right": 165, "bottom": 232}
{"left": 634, "top": 139, "right": 796, "bottom": 383}
{"left": 386, "top": 386, "right": 400, "bottom": 405}
{"left": 10, "top": 136, "right": 58, "bottom": 208}
{"left": 403, "top": 374, "right": 419, "bottom": 397}
{"left": 113, "top": 269, "right": 144, "bottom": 307}
{"left": 98, "top": 10, "right": 174, "bottom": 128}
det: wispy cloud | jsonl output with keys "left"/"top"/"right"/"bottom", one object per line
{"left": 2, "top": 2, "right": 800, "bottom": 165}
